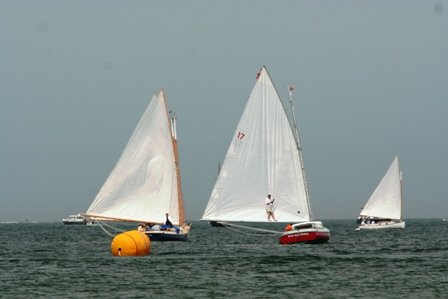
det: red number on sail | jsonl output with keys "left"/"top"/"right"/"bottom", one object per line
{"left": 237, "top": 132, "right": 245, "bottom": 140}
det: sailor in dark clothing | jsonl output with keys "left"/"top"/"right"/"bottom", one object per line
{"left": 164, "top": 213, "right": 173, "bottom": 228}
{"left": 161, "top": 213, "right": 180, "bottom": 233}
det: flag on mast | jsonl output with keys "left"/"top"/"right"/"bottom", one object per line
{"left": 288, "top": 85, "right": 295, "bottom": 96}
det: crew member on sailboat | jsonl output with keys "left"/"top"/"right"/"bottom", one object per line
{"left": 265, "top": 194, "right": 277, "bottom": 221}
{"left": 164, "top": 213, "right": 173, "bottom": 227}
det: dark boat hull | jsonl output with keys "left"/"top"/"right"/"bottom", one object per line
{"left": 145, "top": 230, "right": 189, "bottom": 241}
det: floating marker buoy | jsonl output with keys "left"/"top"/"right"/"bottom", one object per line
{"left": 111, "top": 230, "right": 150, "bottom": 256}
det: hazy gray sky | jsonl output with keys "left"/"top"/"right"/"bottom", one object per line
{"left": 1, "top": 1, "right": 447, "bottom": 222}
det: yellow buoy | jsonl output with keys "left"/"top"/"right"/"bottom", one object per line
{"left": 111, "top": 230, "right": 150, "bottom": 256}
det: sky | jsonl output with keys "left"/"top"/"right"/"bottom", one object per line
{"left": 1, "top": 1, "right": 447, "bottom": 222}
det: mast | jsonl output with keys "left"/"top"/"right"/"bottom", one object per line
{"left": 288, "top": 86, "right": 313, "bottom": 220}
{"left": 162, "top": 90, "right": 185, "bottom": 225}
{"left": 399, "top": 166, "right": 403, "bottom": 221}
{"left": 171, "top": 113, "right": 185, "bottom": 224}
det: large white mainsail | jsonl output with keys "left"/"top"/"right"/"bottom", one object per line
{"left": 202, "top": 66, "right": 311, "bottom": 223}
{"left": 86, "top": 90, "right": 184, "bottom": 225}
{"left": 360, "top": 156, "right": 402, "bottom": 220}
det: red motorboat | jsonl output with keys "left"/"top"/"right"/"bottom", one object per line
{"left": 279, "top": 221, "right": 330, "bottom": 244}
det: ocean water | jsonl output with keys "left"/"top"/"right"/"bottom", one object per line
{"left": 1, "top": 219, "right": 447, "bottom": 298}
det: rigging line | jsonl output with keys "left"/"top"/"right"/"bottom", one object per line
{"left": 223, "top": 224, "right": 275, "bottom": 236}
{"left": 222, "top": 222, "right": 283, "bottom": 235}
{"left": 94, "top": 219, "right": 126, "bottom": 238}
{"left": 97, "top": 219, "right": 126, "bottom": 232}
{"left": 95, "top": 219, "right": 115, "bottom": 238}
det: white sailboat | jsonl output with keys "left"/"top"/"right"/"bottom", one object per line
{"left": 85, "top": 90, "right": 190, "bottom": 241}
{"left": 201, "top": 66, "right": 330, "bottom": 244}
{"left": 357, "top": 156, "right": 405, "bottom": 230}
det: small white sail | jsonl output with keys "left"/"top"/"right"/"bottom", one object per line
{"left": 202, "top": 66, "right": 311, "bottom": 223}
{"left": 360, "top": 156, "right": 402, "bottom": 220}
{"left": 86, "top": 90, "right": 183, "bottom": 225}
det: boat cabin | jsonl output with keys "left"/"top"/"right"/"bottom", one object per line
{"left": 292, "top": 221, "right": 324, "bottom": 230}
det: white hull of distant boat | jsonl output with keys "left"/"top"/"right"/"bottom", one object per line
{"left": 357, "top": 156, "right": 405, "bottom": 231}
{"left": 63, "top": 214, "right": 87, "bottom": 225}
{"left": 356, "top": 221, "right": 405, "bottom": 230}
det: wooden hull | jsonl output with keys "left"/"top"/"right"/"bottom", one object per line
{"left": 279, "top": 228, "right": 330, "bottom": 244}
{"left": 145, "top": 230, "right": 189, "bottom": 241}
{"left": 357, "top": 221, "right": 405, "bottom": 230}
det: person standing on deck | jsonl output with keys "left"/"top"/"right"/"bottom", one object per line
{"left": 265, "top": 194, "right": 277, "bottom": 221}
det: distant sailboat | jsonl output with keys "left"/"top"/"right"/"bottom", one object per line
{"left": 356, "top": 156, "right": 405, "bottom": 230}
{"left": 201, "top": 66, "right": 330, "bottom": 244}
{"left": 85, "top": 90, "right": 190, "bottom": 241}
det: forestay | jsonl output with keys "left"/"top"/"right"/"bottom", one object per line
{"left": 202, "top": 67, "right": 311, "bottom": 223}
{"left": 86, "top": 90, "right": 182, "bottom": 225}
{"left": 360, "top": 156, "right": 402, "bottom": 220}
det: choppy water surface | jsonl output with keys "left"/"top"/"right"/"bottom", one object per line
{"left": 1, "top": 219, "right": 447, "bottom": 298}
